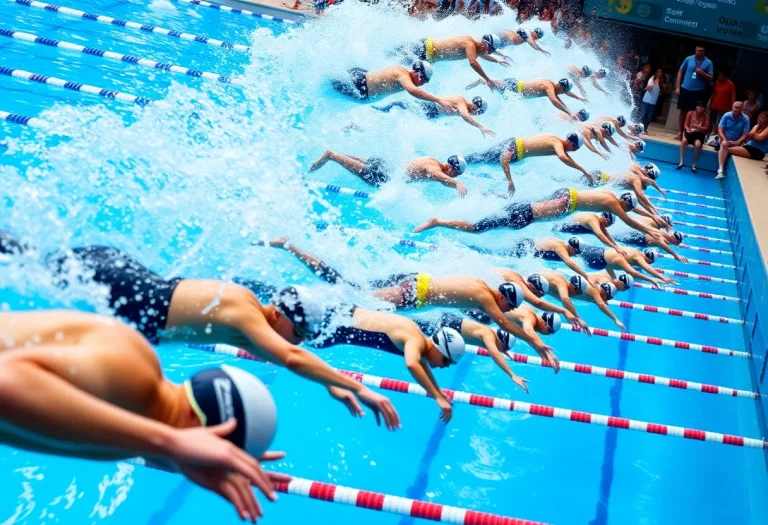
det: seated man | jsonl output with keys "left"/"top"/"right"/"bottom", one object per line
{"left": 0, "top": 310, "right": 284, "bottom": 522}
{"left": 466, "top": 77, "right": 585, "bottom": 117}
{"left": 414, "top": 189, "right": 662, "bottom": 240}
{"left": 0, "top": 231, "right": 400, "bottom": 430}
{"left": 373, "top": 95, "right": 494, "bottom": 136}
{"left": 496, "top": 27, "right": 549, "bottom": 56}
{"left": 567, "top": 65, "right": 609, "bottom": 98}
{"left": 716, "top": 106, "right": 766, "bottom": 179}
{"left": 462, "top": 133, "right": 589, "bottom": 195}
{"left": 396, "top": 34, "right": 508, "bottom": 91}
{"left": 331, "top": 61, "right": 457, "bottom": 112}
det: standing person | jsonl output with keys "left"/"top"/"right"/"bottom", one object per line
{"left": 677, "top": 100, "right": 710, "bottom": 172}
{"left": 715, "top": 102, "right": 752, "bottom": 179}
{"left": 632, "top": 64, "right": 651, "bottom": 119}
{"left": 674, "top": 45, "right": 714, "bottom": 140}
{"left": 708, "top": 70, "right": 736, "bottom": 135}
{"left": 743, "top": 88, "right": 762, "bottom": 127}
{"left": 641, "top": 68, "right": 664, "bottom": 131}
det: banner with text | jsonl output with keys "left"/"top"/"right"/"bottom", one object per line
{"left": 584, "top": 0, "right": 768, "bottom": 49}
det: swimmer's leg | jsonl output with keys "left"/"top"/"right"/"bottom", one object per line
{"left": 531, "top": 195, "right": 571, "bottom": 219}
{"left": 371, "top": 286, "right": 407, "bottom": 308}
{"left": 309, "top": 150, "right": 367, "bottom": 174}
{"left": 413, "top": 217, "right": 477, "bottom": 233}
{"left": 372, "top": 102, "right": 409, "bottom": 113}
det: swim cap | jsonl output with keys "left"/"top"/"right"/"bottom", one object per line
{"left": 499, "top": 282, "right": 524, "bottom": 309}
{"left": 273, "top": 286, "right": 324, "bottom": 338}
{"left": 600, "top": 282, "right": 618, "bottom": 300}
{"left": 672, "top": 230, "right": 684, "bottom": 243}
{"left": 447, "top": 155, "right": 467, "bottom": 175}
{"left": 601, "top": 122, "right": 616, "bottom": 135}
{"left": 644, "top": 162, "right": 659, "bottom": 173}
{"left": 617, "top": 273, "right": 635, "bottom": 289}
{"left": 527, "top": 273, "right": 550, "bottom": 294}
{"left": 472, "top": 96, "right": 488, "bottom": 114}
{"left": 185, "top": 365, "right": 277, "bottom": 457}
{"left": 619, "top": 192, "right": 639, "bottom": 210}
{"left": 568, "top": 236, "right": 583, "bottom": 253}
{"left": 534, "top": 27, "right": 544, "bottom": 38}
{"left": 496, "top": 328, "right": 516, "bottom": 350}
{"left": 634, "top": 140, "right": 646, "bottom": 152}
{"left": 598, "top": 68, "right": 608, "bottom": 76}
{"left": 413, "top": 60, "right": 433, "bottom": 82}
{"left": 542, "top": 312, "right": 562, "bottom": 333}
{"left": 566, "top": 132, "right": 583, "bottom": 149}
{"left": 661, "top": 214, "right": 673, "bottom": 225}
{"left": 432, "top": 326, "right": 465, "bottom": 364}
{"left": 602, "top": 212, "right": 616, "bottom": 225}
{"left": 577, "top": 108, "right": 590, "bottom": 121}
{"left": 559, "top": 78, "right": 574, "bottom": 93}
{"left": 482, "top": 34, "right": 501, "bottom": 53}
{"left": 516, "top": 28, "right": 529, "bottom": 39}
{"left": 569, "top": 275, "right": 588, "bottom": 294}
{"left": 644, "top": 249, "right": 657, "bottom": 263}
{"left": 616, "top": 115, "right": 627, "bottom": 127}
{"left": 582, "top": 65, "right": 592, "bottom": 77}
{"left": 633, "top": 124, "right": 645, "bottom": 135}
{"left": 644, "top": 163, "right": 660, "bottom": 179}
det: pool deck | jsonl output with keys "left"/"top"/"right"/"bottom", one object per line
{"left": 219, "top": 0, "right": 315, "bottom": 20}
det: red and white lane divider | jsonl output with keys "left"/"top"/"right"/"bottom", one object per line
{"left": 336, "top": 372, "right": 766, "bottom": 449}
{"left": 633, "top": 282, "right": 740, "bottom": 301}
{"left": 679, "top": 244, "right": 733, "bottom": 256}
{"left": 128, "top": 458, "right": 540, "bottom": 525}
{"left": 657, "top": 207, "right": 727, "bottom": 222}
{"left": 605, "top": 300, "right": 743, "bottom": 324}
{"left": 656, "top": 268, "right": 737, "bottom": 284}
{"left": 673, "top": 220, "right": 730, "bottom": 233}
{"left": 656, "top": 253, "right": 736, "bottom": 269}
{"left": 464, "top": 347, "right": 756, "bottom": 398}
{"left": 649, "top": 196, "right": 725, "bottom": 212}
{"left": 561, "top": 325, "right": 749, "bottom": 358}
{"left": 664, "top": 189, "right": 725, "bottom": 202}
{"left": 680, "top": 232, "right": 731, "bottom": 244}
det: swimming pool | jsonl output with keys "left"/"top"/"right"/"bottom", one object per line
{"left": 1, "top": 1, "right": 767, "bottom": 524}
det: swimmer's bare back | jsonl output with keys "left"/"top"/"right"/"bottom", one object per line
{"left": 365, "top": 67, "right": 413, "bottom": 98}
{"left": 521, "top": 134, "right": 562, "bottom": 157}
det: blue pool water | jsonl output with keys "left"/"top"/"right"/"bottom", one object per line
{"left": 1, "top": 1, "right": 767, "bottom": 524}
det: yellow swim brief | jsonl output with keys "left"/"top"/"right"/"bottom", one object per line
{"left": 600, "top": 171, "right": 609, "bottom": 184}
{"left": 517, "top": 80, "right": 525, "bottom": 93}
{"left": 568, "top": 187, "right": 578, "bottom": 212}
{"left": 515, "top": 137, "right": 525, "bottom": 161}
{"left": 425, "top": 38, "right": 435, "bottom": 62}
{"left": 416, "top": 273, "right": 431, "bottom": 308}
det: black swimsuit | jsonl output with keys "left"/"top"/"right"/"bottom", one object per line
{"left": 532, "top": 244, "right": 561, "bottom": 261}
{"left": 554, "top": 220, "right": 591, "bottom": 234}
{"left": 311, "top": 306, "right": 402, "bottom": 355}
{"left": 472, "top": 202, "right": 536, "bottom": 232}
{"left": 615, "top": 232, "right": 648, "bottom": 247}
{"left": 332, "top": 68, "right": 369, "bottom": 100}
{"left": 465, "top": 138, "right": 515, "bottom": 164}
{"left": 359, "top": 157, "right": 392, "bottom": 187}
{"left": 579, "top": 245, "right": 608, "bottom": 269}
{"left": 414, "top": 312, "right": 464, "bottom": 335}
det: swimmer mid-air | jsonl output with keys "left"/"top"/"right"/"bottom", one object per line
{"left": 589, "top": 165, "right": 662, "bottom": 215}
{"left": 552, "top": 212, "right": 626, "bottom": 255}
{"left": 496, "top": 27, "right": 549, "bottom": 56}
{"left": 309, "top": 150, "right": 468, "bottom": 193}
{"left": 462, "top": 133, "right": 589, "bottom": 195}
{"left": 373, "top": 95, "right": 494, "bottom": 136}
{"left": 574, "top": 243, "right": 676, "bottom": 288}
{"left": 567, "top": 65, "right": 609, "bottom": 98}
{"left": 613, "top": 229, "right": 688, "bottom": 263}
{"left": 466, "top": 77, "right": 585, "bottom": 117}
{"left": 0, "top": 310, "right": 285, "bottom": 523}
{"left": 577, "top": 122, "right": 619, "bottom": 159}
{"left": 331, "top": 61, "right": 458, "bottom": 112}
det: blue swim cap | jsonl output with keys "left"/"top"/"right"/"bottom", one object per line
{"left": 559, "top": 78, "right": 573, "bottom": 93}
{"left": 597, "top": 68, "right": 608, "bottom": 76}
{"left": 618, "top": 273, "right": 635, "bottom": 289}
{"left": 482, "top": 34, "right": 501, "bottom": 53}
{"left": 499, "top": 282, "right": 524, "bottom": 309}
{"left": 582, "top": 65, "right": 593, "bottom": 77}
{"left": 527, "top": 273, "right": 550, "bottom": 295}
{"left": 568, "top": 236, "right": 583, "bottom": 253}
{"left": 601, "top": 122, "right": 616, "bottom": 135}
{"left": 542, "top": 312, "right": 562, "bottom": 333}
{"left": 577, "top": 109, "right": 590, "bottom": 121}
{"left": 600, "top": 282, "right": 618, "bottom": 300}
{"left": 620, "top": 192, "right": 639, "bottom": 210}
{"left": 534, "top": 27, "right": 544, "bottom": 38}
{"left": 602, "top": 212, "right": 616, "bottom": 225}
{"left": 616, "top": 115, "right": 627, "bottom": 127}
{"left": 516, "top": 28, "right": 529, "bottom": 39}
{"left": 412, "top": 60, "right": 433, "bottom": 82}
{"left": 566, "top": 132, "right": 583, "bottom": 149}
{"left": 569, "top": 275, "right": 588, "bottom": 294}
{"left": 672, "top": 230, "right": 684, "bottom": 243}
{"left": 633, "top": 123, "right": 645, "bottom": 135}
{"left": 644, "top": 249, "right": 657, "bottom": 263}
{"left": 472, "top": 96, "right": 488, "bottom": 114}
{"left": 447, "top": 155, "right": 467, "bottom": 175}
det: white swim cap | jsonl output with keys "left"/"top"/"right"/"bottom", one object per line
{"left": 661, "top": 214, "right": 673, "bottom": 226}
{"left": 569, "top": 275, "right": 588, "bottom": 294}
{"left": 582, "top": 65, "right": 593, "bottom": 77}
{"left": 496, "top": 328, "right": 516, "bottom": 351}
{"left": 516, "top": 28, "right": 529, "bottom": 39}
{"left": 273, "top": 285, "right": 325, "bottom": 337}
{"left": 499, "top": 281, "right": 524, "bottom": 309}
{"left": 617, "top": 273, "right": 635, "bottom": 289}
{"left": 566, "top": 133, "right": 583, "bottom": 149}
{"left": 672, "top": 230, "right": 684, "bottom": 243}
{"left": 432, "top": 326, "right": 465, "bottom": 364}
{"left": 542, "top": 312, "right": 562, "bottom": 333}
{"left": 482, "top": 34, "right": 501, "bottom": 52}
{"left": 634, "top": 140, "right": 646, "bottom": 152}
{"left": 600, "top": 282, "right": 618, "bottom": 300}
{"left": 619, "top": 192, "right": 639, "bottom": 210}
{"left": 185, "top": 365, "right": 277, "bottom": 457}
{"left": 527, "top": 273, "right": 550, "bottom": 294}
{"left": 616, "top": 115, "right": 626, "bottom": 127}
{"left": 559, "top": 78, "right": 574, "bottom": 93}
{"left": 598, "top": 68, "right": 608, "bottom": 76}
{"left": 472, "top": 96, "right": 488, "bottom": 114}
{"left": 568, "top": 236, "right": 583, "bottom": 253}
{"left": 413, "top": 60, "right": 433, "bottom": 82}
{"left": 644, "top": 163, "right": 660, "bottom": 179}
{"left": 577, "top": 108, "right": 590, "bottom": 121}
{"left": 447, "top": 155, "right": 467, "bottom": 175}
{"left": 644, "top": 249, "right": 657, "bottom": 263}
{"left": 634, "top": 124, "right": 645, "bottom": 134}
{"left": 601, "top": 122, "right": 616, "bottom": 135}
{"left": 602, "top": 212, "right": 616, "bottom": 225}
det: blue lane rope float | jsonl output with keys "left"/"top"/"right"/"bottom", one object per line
{"left": 0, "top": 110, "right": 43, "bottom": 127}
{"left": 0, "top": 28, "right": 239, "bottom": 86}
{"left": 175, "top": 0, "right": 297, "bottom": 24}
{"left": 313, "top": 220, "right": 438, "bottom": 250}
{"left": 12, "top": 0, "right": 252, "bottom": 52}
{"left": 308, "top": 181, "right": 370, "bottom": 198}
{"left": 0, "top": 66, "right": 154, "bottom": 106}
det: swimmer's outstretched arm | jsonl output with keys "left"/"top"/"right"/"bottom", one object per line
{"left": 403, "top": 341, "right": 452, "bottom": 422}
{"left": 546, "top": 89, "right": 573, "bottom": 115}
{"left": 463, "top": 320, "right": 529, "bottom": 392}
{"left": 457, "top": 105, "right": 495, "bottom": 137}
{"left": 633, "top": 184, "right": 658, "bottom": 215}
{"left": 654, "top": 237, "right": 687, "bottom": 263}
{"left": 400, "top": 75, "right": 456, "bottom": 112}
{"left": 634, "top": 258, "right": 677, "bottom": 285}
{"left": 615, "top": 126, "right": 635, "bottom": 141}
{"left": 564, "top": 90, "right": 586, "bottom": 102}
{"left": 594, "top": 132, "right": 612, "bottom": 152}
{"left": 424, "top": 167, "right": 468, "bottom": 196}
{"left": 527, "top": 39, "right": 550, "bottom": 55}
{"left": 582, "top": 136, "right": 607, "bottom": 159}
{"left": 573, "top": 77, "right": 588, "bottom": 99}
{"left": 480, "top": 53, "right": 510, "bottom": 67}
{"left": 265, "top": 239, "right": 357, "bottom": 287}
{"left": 614, "top": 208, "right": 660, "bottom": 238}
{"left": 591, "top": 219, "right": 624, "bottom": 254}
{"left": 612, "top": 257, "right": 660, "bottom": 287}
{"left": 464, "top": 78, "right": 486, "bottom": 90}
{"left": 553, "top": 142, "right": 592, "bottom": 180}
{"left": 552, "top": 246, "right": 597, "bottom": 288}
{"left": 586, "top": 288, "right": 626, "bottom": 331}
{"left": 605, "top": 134, "right": 620, "bottom": 148}
{"left": 591, "top": 77, "right": 609, "bottom": 95}
{"left": 642, "top": 175, "right": 666, "bottom": 197}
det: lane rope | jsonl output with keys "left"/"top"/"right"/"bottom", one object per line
{"left": 677, "top": 231, "right": 730, "bottom": 243}
{"left": 673, "top": 220, "right": 730, "bottom": 233}
{"left": 175, "top": 0, "right": 298, "bottom": 24}
{"left": 0, "top": 66, "right": 153, "bottom": 105}
{"left": 126, "top": 458, "right": 537, "bottom": 525}
{"left": 633, "top": 282, "right": 739, "bottom": 301}
{"left": 656, "top": 207, "right": 727, "bottom": 222}
{"left": 0, "top": 109, "right": 43, "bottom": 127}
{"left": 649, "top": 196, "right": 725, "bottom": 212}
{"left": 12, "top": 0, "right": 251, "bottom": 51}
{"left": 605, "top": 300, "right": 742, "bottom": 324}
{"left": 655, "top": 252, "right": 736, "bottom": 269}
{"left": 663, "top": 189, "right": 724, "bottom": 202}
{"left": 561, "top": 324, "right": 749, "bottom": 358}
{"left": 0, "top": 28, "right": 240, "bottom": 86}
{"left": 655, "top": 268, "right": 736, "bottom": 284}
{"left": 678, "top": 244, "right": 732, "bottom": 256}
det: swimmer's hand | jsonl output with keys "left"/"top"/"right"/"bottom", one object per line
{"left": 499, "top": 59, "right": 512, "bottom": 68}
{"left": 438, "top": 99, "right": 459, "bottom": 114}
{"left": 588, "top": 277, "right": 603, "bottom": 290}
{"left": 455, "top": 182, "right": 468, "bottom": 197}
{"left": 327, "top": 386, "right": 364, "bottom": 418}
{"left": 507, "top": 180, "right": 516, "bottom": 197}
{"left": 437, "top": 395, "right": 453, "bottom": 423}
{"left": 357, "top": 387, "right": 401, "bottom": 431}
{"left": 173, "top": 420, "right": 284, "bottom": 522}
{"left": 488, "top": 79, "right": 506, "bottom": 92}
{"left": 534, "top": 342, "right": 560, "bottom": 373}
{"left": 254, "top": 237, "right": 291, "bottom": 249}
{"left": 512, "top": 374, "right": 530, "bottom": 394}
{"left": 651, "top": 217, "right": 668, "bottom": 229}
{"left": 615, "top": 319, "right": 627, "bottom": 332}
{"left": 566, "top": 312, "right": 591, "bottom": 336}
{"left": 617, "top": 248, "right": 629, "bottom": 258}
{"left": 600, "top": 152, "right": 610, "bottom": 160}
{"left": 662, "top": 277, "right": 678, "bottom": 286}
{"left": 674, "top": 254, "right": 689, "bottom": 264}
{"left": 480, "top": 126, "right": 496, "bottom": 138}
{"left": 650, "top": 279, "right": 664, "bottom": 289}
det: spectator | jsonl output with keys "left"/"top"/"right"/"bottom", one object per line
{"left": 641, "top": 68, "right": 664, "bottom": 131}
{"left": 717, "top": 111, "right": 768, "bottom": 166}
{"left": 708, "top": 70, "right": 736, "bottom": 135}
{"left": 675, "top": 45, "right": 714, "bottom": 140}
{"left": 676, "top": 100, "right": 710, "bottom": 173}
{"left": 632, "top": 64, "right": 651, "bottom": 119}
{"left": 743, "top": 88, "right": 762, "bottom": 127}
{"left": 715, "top": 101, "right": 752, "bottom": 179}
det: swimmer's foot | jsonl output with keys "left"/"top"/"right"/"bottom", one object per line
{"left": 309, "top": 150, "right": 332, "bottom": 172}
{"left": 255, "top": 236, "right": 291, "bottom": 248}
{"left": 414, "top": 218, "right": 439, "bottom": 233}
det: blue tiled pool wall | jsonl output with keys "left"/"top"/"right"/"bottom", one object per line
{"left": 646, "top": 139, "right": 768, "bottom": 465}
